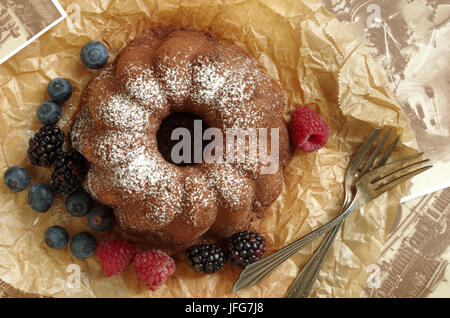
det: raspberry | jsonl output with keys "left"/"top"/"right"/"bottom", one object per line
{"left": 229, "top": 231, "right": 266, "bottom": 268}
{"left": 97, "top": 239, "right": 136, "bottom": 277}
{"left": 134, "top": 250, "right": 175, "bottom": 291}
{"left": 50, "top": 151, "right": 88, "bottom": 194}
{"left": 289, "top": 106, "right": 329, "bottom": 152}
{"left": 27, "top": 125, "right": 65, "bottom": 167}
{"left": 186, "top": 244, "right": 227, "bottom": 274}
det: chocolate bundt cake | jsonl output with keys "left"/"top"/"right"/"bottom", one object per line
{"left": 70, "top": 25, "right": 292, "bottom": 252}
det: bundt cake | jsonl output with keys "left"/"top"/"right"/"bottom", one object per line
{"left": 70, "top": 25, "right": 292, "bottom": 253}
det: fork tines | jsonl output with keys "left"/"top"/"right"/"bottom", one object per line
{"left": 357, "top": 128, "right": 401, "bottom": 175}
{"left": 368, "top": 152, "right": 432, "bottom": 195}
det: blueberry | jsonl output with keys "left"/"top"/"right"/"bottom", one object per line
{"left": 37, "top": 101, "right": 62, "bottom": 125}
{"left": 80, "top": 41, "right": 109, "bottom": 69}
{"left": 70, "top": 232, "right": 96, "bottom": 259}
{"left": 65, "top": 191, "right": 94, "bottom": 217}
{"left": 47, "top": 78, "right": 73, "bottom": 103}
{"left": 28, "top": 184, "right": 54, "bottom": 212}
{"left": 4, "top": 166, "right": 31, "bottom": 192}
{"left": 87, "top": 206, "right": 114, "bottom": 232}
{"left": 44, "top": 225, "right": 69, "bottom": 249}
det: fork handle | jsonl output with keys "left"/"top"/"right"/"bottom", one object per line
{"left": 233, "top": 200, "right": 358, "bottom": 292}
{"left": 284, "top": 219, "right": 343, "bottom": 298}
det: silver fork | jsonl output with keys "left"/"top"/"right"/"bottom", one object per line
{"left": 232, "top": 128, "right": 396, "bottom": 292}
{"left": 285, "top": 151, "right": 431, "bottom": 297}
{"left": 284, "top": 129, "right": 398, "bottom": 297}
{"left": 233, "top": 147, "right": 430, "bottom": 293}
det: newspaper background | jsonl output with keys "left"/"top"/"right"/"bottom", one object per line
{"left": 0, "top": 0, "right": 65, "bottom": 64}
{"left": 316, "top": 0, "right": 450, "bottom": 297}
{"left": 318, "top": 0, "right": 450, "bottom": 202}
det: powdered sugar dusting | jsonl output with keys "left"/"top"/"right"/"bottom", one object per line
{"left": 190, "top": 53, "right": 264, "bottom": 128}
{"left": 122, "top": 65, "right": 167, "bottom": 113}
{"left": 182, "top": 174, "right": 214, "bottom": 224}
{"left": 191, "top": 56, "right": 229, "bottom": 106}
{"left": 96, "top": 93, "right": 150, "bottom": 131}
{"left": 205, "top": 163, "right": 253, "bottom": 208}
{"left": 156, "top": 56, "right": 192, "bottom": 105}
{"left": 70, "top": 106, "right": 92, "bottom": 152}
{"left": 70, "top": 30, "right": 283, "bottom": 233}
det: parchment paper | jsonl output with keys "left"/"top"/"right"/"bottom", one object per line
{"left": 0, "top": 0, "right": 418, "bottom": 298}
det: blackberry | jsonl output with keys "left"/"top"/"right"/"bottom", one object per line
{"left": 27, "top": 125, "right": 65, "bottom": 167}
{"left": 228, "top": 231, "right": 266, "bottom": 268}
{"left": 186, "top": 243, "right": 227, "bottom": 274}
{"left": 51, "top": 151, "right": 87, "bottom": 195}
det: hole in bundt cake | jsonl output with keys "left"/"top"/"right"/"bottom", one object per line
{"left": 157, "top": 112, "right": 211, "bottom": 167}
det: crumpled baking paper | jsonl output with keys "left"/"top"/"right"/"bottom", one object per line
{"left": 0, "top": 0, "right": 418, "bottom": 298}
